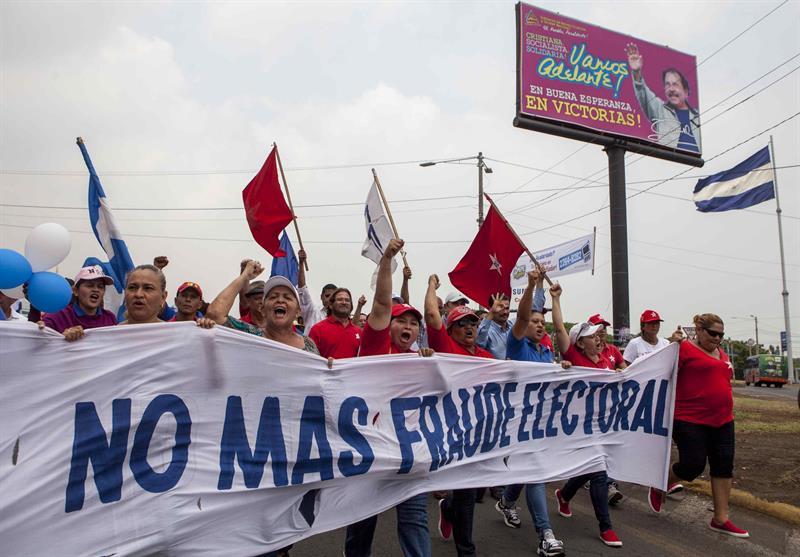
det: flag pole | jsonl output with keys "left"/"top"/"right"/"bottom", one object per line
{"left": 273, "top": 142, "right": 308, "bottom": 271}
{"left": 769, "top": 136, "right": 794, "bottom": 383}
{"left": 371, "top": 168, "right": 409, "bottom": 268}
{"left": 484, "top": 194, "right": 553, "bottom": 286}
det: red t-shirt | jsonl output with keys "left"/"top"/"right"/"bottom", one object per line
{"left": 563, "top": 344, "right": 612, "bottom": 369}
{"left": 675, "top": 341, "right": 734, "bottom": 427}
{"left": 359, "top": 321, "right": 412, "bottom": 356}
{"left": 541, "top": 332, "right": 553, "bottom": 351}
{"left": 308, "top": 315, "right": 362, "bottom": 359}
{"left": 427, "top": 323, "right": 494, "bottom": 359}
{"left": 601, "top": 344, "right": 625, "bottom": 369}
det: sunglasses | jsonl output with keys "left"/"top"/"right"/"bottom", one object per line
{"left": 454, "top": 319, "right": 478, "bottom": 328}
{"left": 702, "top": 327, "right": 725, "bottom": 338}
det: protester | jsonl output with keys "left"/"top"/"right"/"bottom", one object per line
{"left": 43, "top": 265, "right": 117, "bottom": 337}
{"left": 120, "top": 264, "right": 170, "bottom": 325}
{"left": 241, "top": 279, "right": 267, "bottom": 326}
{"left": 477, "top": 293, "right": 512, "bottom": 360}
{"left": 344, "top": 238, "right": 432, "bottom": 557}
{"left": 0, "top": 291, "right": 25, "bottom": 321}
{"left": 171, "top": 281, "right": 204, "bottom": 322}
{"left": 443, "top": 291, "right": 469, "bottom": 318}
{"left": 587, "top": 314, "right": 626, "bottom": 370}
{"left": 494, "top": 267, "right": 566, "bottom": 557}
{"left": 352, "top": 294, "right": 367, "bottom": 328}
{"left": 550, "top": 282, "right": 622, "bottom": 547}
{"left": 425, "top": 273, "right": 492, "bottom": 557}
{"left": 297, "top": 248, "right": 337, "bottom": 333}
{"left": 648, "top": 314, "right": 749, "bottom": 538}
{"left": 206, "top": 260, "right": 318, "bottom": 353}
{"left": 623, "top": 309, "right": 672, "bottom": 365}
{"left": 308, "top": 288, "right": 362, "bottom": 359}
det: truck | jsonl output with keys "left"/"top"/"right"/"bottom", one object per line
{"left": 744, "top": 354, "right": 789, "bottom": 388}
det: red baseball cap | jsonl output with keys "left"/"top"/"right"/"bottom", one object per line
{"left": 177, "top": 281, "right": 203, "bottom": 298}
{"left": 640, "top": 309, "right": 663, "bottom": 323}
{"left": 587, "top": 313, "right": 611, "bottom": 327}
{"left": 391, "top": 303, "right": 422, "bottom": 321}
{"left": 446, "top": 305, "right": 478, "bottom": 328}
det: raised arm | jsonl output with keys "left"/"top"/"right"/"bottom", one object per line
{"left": 297, "top": 249, "right": 308, "bottom": 288}
{"left": 237, "top": 259, "right": 252, "bottom": 317}
{"left": 424, "top": 274, "right": 443, "bottom": 331}
{"left": 512, "top": 269, "right": 542, "bottom": 340}
{"left": 206, "top": 260, "right": 264, "bottom": 324}
{"left": 352, "top": 295, "right": 367, "bottom": 328}
{"left": 368, "top": 238, "right": 404, "bottom": 331}
{"left": 549, "top": 282, "right": 570, "bottom": 354}
{"left": 400, "top": 265, "right": 412, "bottom": 304}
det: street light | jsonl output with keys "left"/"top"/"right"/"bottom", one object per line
{"left": 420, "top": 152, "right": 493, "bottom": 228}
{"left": 749, "top": 314, "right": 760, "bottom": 354}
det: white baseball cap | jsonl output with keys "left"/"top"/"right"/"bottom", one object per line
{"left": 262, "top": 275, "right": 299, "bottom": 302}
{"left": 569, "top": 322, "right": 602, "bottom": 345}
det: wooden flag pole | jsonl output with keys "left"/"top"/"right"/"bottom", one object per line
{"left": 273, "top": 142, "right": 308, "bottom": 271}
{"left": 371, "top": 168, "right": 409, "bottom": 268}
{"left": 484, "top": 193, "right": 553, "bottom": 286}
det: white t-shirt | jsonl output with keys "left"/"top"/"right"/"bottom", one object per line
{"left": 623, "top": 336, "right": 670, "bottom": 364}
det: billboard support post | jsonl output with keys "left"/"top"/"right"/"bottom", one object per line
{"left": 606, "top": 144, "right": 630, "bottom": 346}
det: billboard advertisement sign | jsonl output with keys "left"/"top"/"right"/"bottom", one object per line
{"left": 516, "top": 3, "right": 701, "bottom": 157}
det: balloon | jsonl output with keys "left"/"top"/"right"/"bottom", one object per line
{"left": 25, "top": 223, "right": 71, "bottom": 272}
{"left": 0, "top": 248, "right": 33, "bottom": 288}
{"left": 0, "top": 284, "right": 25, "bottom": 300}
{"left": 27, "top": 272, "right": 73, "bottom": 313}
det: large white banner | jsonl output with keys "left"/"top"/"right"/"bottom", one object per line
{"left": 0, "top": 322, "right": 677, "bottom": 556}
{"left": 511, "top": 232, "right": 595, "bottom": 305}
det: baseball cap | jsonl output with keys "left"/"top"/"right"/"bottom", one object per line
{"left": 445, "top": 292, "right": 469, "bottom": 305}
{"left": 74, "top": 265, "right": 114, "bottom": 286}
{"left": 391, "top": 292, "right": 404, "bottom": 303}
{"left": 588, "top": 313, "right": 611, "bottom": 327}
{"left": 446, "top": 305, "right": 479, "bottom": 328}
{"left": 391, "top": 303, "right": 422, "bottom": 321}
{"left": 177, "top": 281, "right": 203, "bottom": 298}
{"left": 640, "top": 309, "right": 663, "bottom": 323}
{"left": 245, "top": 280, "right": 266, "bottom": 296}
{"left": 263, "top": 275, "right": 299, "bottom": 302}
{"left": 569, "top": 322, "right": 602, "bottom": 345}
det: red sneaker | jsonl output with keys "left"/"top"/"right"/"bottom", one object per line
{"left": 437, "top": 498, "right": 452, "bottom": 540}
{"left": 666, "top": 482, "right": 684, "bottom": 495}
{"left": 648, "top": 486, "right": 665, "bottom": 513}
{"left": 599, "top": 529, "right": 623, "bottom": 547}
{"left": 709, "top": 519, "right": 750, "bottom": 538}
{"left": 554, "top": 488, "right": 572, "bottom": 518}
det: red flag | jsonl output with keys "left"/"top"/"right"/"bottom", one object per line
{"left": 242, "top": 147, "right": 293, "bottom": 256}
{"left": 448, "top": 204, "right": 526, "bottom": 306}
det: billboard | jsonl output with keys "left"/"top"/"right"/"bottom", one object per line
{"left": 516, "top": 3, "right": 702, "bottom": 161}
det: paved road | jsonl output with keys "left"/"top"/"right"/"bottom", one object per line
{"left": 289, "top": 484, "right": 799, "bottom": 556}
{"left": 736, "top": 382, "right": 799, "bottom": 403}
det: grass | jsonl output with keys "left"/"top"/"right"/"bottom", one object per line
{"left": 732, "top": 393, "right": 800, "bottom": 434}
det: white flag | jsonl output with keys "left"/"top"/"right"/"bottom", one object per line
{"left": 361, "top": 179, "right": 397, "bottom": 286}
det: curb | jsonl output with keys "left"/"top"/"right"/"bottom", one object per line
{"left": 684, "top": 480, "right": 800, "bottom": 527}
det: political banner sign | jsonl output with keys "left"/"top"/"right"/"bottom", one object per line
{"left": 0, "top": 322, "right": 678, "bottom": 556}
{"left": 516, "top": 2, "right": 701, "bottom": 157}
{"left": 511, "top": 232, "right": 595, "bottom": 305}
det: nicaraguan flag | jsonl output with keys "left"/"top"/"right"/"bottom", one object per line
{"left": 361, "top": 179, "right": 397, "bottom": 287}
{"left": 78, "top": 138, "right": 135, "bottom": 316}
{"left": 693, "top": 146, "right": 775, "bottom": 212}
{"left": 270, "top": 231, "right": 299, "bottom": 285}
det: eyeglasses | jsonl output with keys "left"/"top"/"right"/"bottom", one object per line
{"left": 454, "top": 319, "right": 478, "bottom": 328}
{"left": 702, "top": 327, "right": 724, "bottom": 338}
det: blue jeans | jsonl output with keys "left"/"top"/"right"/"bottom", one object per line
{"left": 440, "top": 488, "right": 476, "bottom": 557}
{"left": 344, "top": 493, "right": 430, "bottom": 557}
{"left": 560, "top": 471, "right": 612, "bottom": 532}
{"left": 502, "top": 483, "right": 552, "bottom": 534}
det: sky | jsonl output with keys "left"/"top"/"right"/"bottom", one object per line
{"left": 1, "top": 1, "right": 798, "bottom": 353}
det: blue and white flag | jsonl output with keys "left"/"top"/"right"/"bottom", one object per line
{"left": 77, "top": 138, "right": 134, "bottom": 316}
{"left": 361, "top": 179, "right": 397, "bottom": 287}
{"left": 693, "top": 146, "right": 775, "bottom": 212}
{"left": 270, "top": 231, "right": 299, "bottom": 285}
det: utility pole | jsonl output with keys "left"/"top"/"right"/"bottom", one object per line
{"left": 750, "top": 314, "right": 759, "bottom": 354}
{"left": 605, "top": 142, "right": 630, "bottom": 347}
{"left": 477, "top": 152, "right": 486, "bottom": 227}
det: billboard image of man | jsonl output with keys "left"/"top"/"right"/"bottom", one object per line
{"left": 626, "top": 43, "right": 701, "bottom": 153}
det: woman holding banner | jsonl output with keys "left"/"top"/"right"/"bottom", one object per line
{"left": 648, "top": 313, "right": 749, "bottom": 538}
{"left": 549, "top": 282, "right": 622, "bottom": 548}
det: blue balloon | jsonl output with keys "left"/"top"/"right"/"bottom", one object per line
{"left": 27, "top": 271, "right": 73, "bottom": 313}
{"left": 0, "top": 248, "right": 33, "bottom": 289}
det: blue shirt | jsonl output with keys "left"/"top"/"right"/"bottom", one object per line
{"left": 476, "top": 287, "right": 546, "bottom": 359}
{"left": 506, "top": 329, "right": 554, "bottom": 363}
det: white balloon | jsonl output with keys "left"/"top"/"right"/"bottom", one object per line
{"left": 1, "top": 284, "right": 25, "bottom": 300}
{"left": 25, "top": 223, "right": 72, "bottom": 272}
